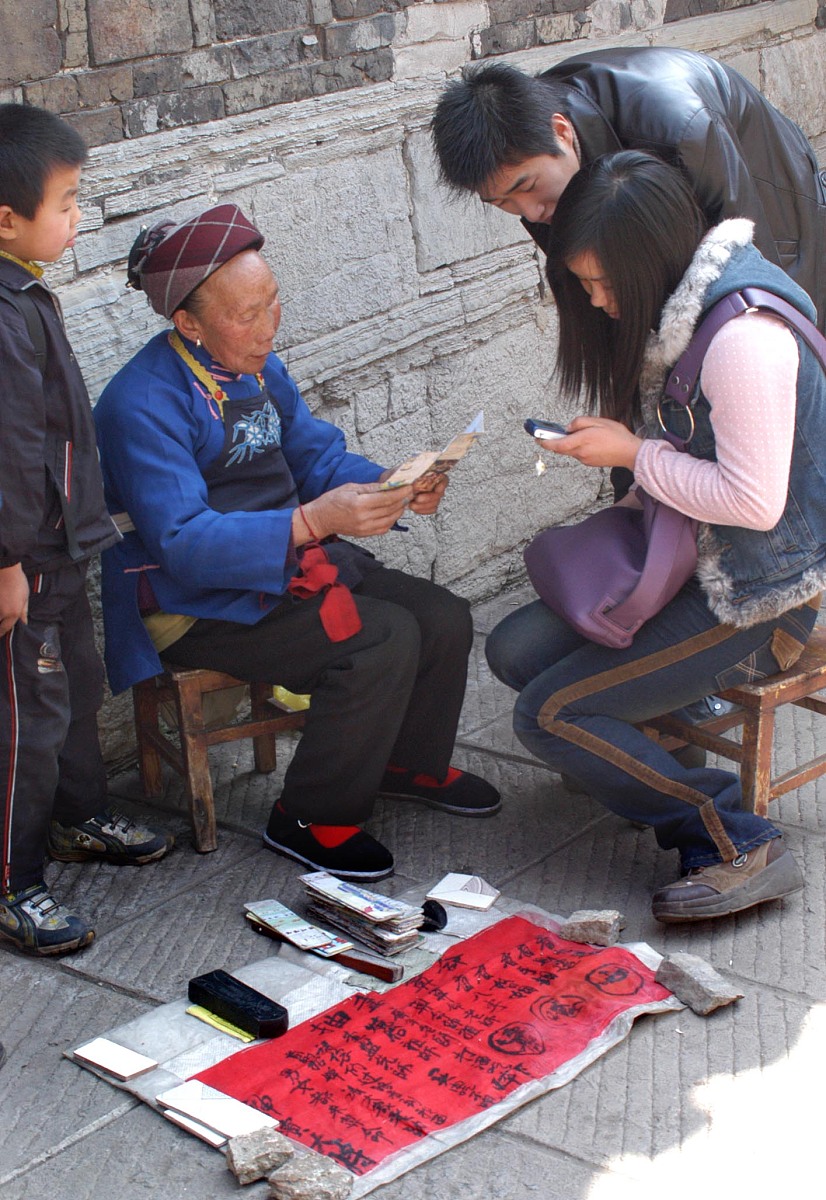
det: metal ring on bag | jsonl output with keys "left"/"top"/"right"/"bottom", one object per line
{"left": 657, "top": 399, "right": 695, "bottom": 441}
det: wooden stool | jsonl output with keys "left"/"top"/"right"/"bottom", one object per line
{"left": 133, "top": 668, "right": 306, "bottom": 852}
{"left": 641, "top": 626, "right": 826, "bottom": 816}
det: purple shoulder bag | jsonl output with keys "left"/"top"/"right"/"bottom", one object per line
{"left": 524, "top": 289, "right": 826, "bottom": 649}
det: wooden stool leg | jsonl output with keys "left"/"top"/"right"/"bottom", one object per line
{"left": 173, "top": 675, "right": 218, "bottom": 853}
{"left": 738, "top": 707, "right": 775, "bottom": 817}
{"left": 133, "top": 680, "right": 164, "bottom": 797}
{"left": 250, "top": 682, "right": 278, "bottom": 775}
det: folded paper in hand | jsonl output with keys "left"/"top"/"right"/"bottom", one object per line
{"left": 380, "top": 411, "right": 484, "bottom": 490}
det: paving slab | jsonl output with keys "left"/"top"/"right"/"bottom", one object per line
{"left": 0, "top": 954, "right": 146, "bottom": 1181}
{"left": 2, "top": 591, "right": 824, "bottom": 1199}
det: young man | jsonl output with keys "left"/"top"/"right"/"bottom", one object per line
{"left": 0, "top": 104, "right": 172, "bottom": 957}
{"left": 432, "top": 47, "right": 826, "bottom": 331}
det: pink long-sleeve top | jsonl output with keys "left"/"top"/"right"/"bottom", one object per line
{"left": 633, "top": 312, "right": 799, "bottom": 531}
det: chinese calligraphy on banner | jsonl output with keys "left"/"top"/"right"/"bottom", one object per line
{"left": 196, "top": 916, "right": 672, "bottom": 1179}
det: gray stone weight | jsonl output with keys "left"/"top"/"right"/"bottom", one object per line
{"left": 655, "top": 952, "right": 744, "bottom": 1015}
{"left": 268, "top": 1153, "right": 353, "bottom": 1199}
{"left": 558, "top": 910, "right": 624, "bottom": 946}
{"left": 225, "top": 1127, "right": 295, "bottom": 1185}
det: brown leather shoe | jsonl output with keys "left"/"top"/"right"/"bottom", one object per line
{"left": 652, "top": 837, "right": 803, "bottom": 923}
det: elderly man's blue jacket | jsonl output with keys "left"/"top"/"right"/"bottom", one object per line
{"left": 94, "top": 332, "right": 383, "bottom": 694}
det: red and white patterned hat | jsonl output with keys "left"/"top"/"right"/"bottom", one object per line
{"left": 126, "top": 203, "right": 265, "bottom": 318}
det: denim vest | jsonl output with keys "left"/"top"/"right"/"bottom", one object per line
{"left": 652, "top": 237, "right": 826, "bottom": 627}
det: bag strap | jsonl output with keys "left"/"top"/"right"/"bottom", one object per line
{"left": 665, "top": 287, "right": 826, "bottom": 406}
{"left": 0, "top": 282, "right": 48, "bottom": 374}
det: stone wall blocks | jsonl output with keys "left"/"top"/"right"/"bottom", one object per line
{"left": 102, "top": 170, "right": 213, "bottom": 220}
{"left": 478, "top": 20, "right": 537, "bottom": 57}
{"left": 322, "top": 14, "right": 400, "bottom": 57}
{"left": 761, "top": 35, "right": 826, "bottom": 141}
{"left": 23, "top": 75, "right": 81, "bottom": 115}
{"left": 123, "top": 86, "right": 226, "bottom": 138}
{"left": 132, "top": 59, "right": 186, "bottom": 99}
{"left": 307, "top": 54, "right": 383, "bottom": 97}
{"left": 229, "top": 33, "right": 306, "bottom": 79}
{"left": 486, "top": 0, "right": 558, "bottom": 25}
{"left": 213, "top": 0, "right": 314, "bottom": 41}
{"left": 65, "top": 107, "right": 126, "bottom": 146}
{"left": 189, "top": 0, "right": 218, "bottom": 47}
{"left": 58, "top": 0, "right": 90, "bottom": 70}
{"left": 76, "top": 68, "right": 134, "bottom": 108}
{"left": 536, "top": 14, "right": 590, "bottom": 44}
{"left": 179, "top": 47, "right": 234, "bottom": 88}
{"left": 333, "top": 0, "right": 416, "bottom": 17}
{"left": 401, "top": 1, "right": 490, "bottom": 45}
{"left": 0, "top": 1, "right": 62, "bottom": 87}
{"left": 393, "top": 39, "right": 477, "bottom": 78}
{"left": 223, "top": 67, "right": 315, "bottom": 115}
{"left": 88, "top": 0, "right": 194, "bottom": 66}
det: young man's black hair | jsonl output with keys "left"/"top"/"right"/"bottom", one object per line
{"left": 431, "top": 62, "right": 566, "bottom": 194}
{"left": 0, "top": 103, "right": 87, "bottom": 220}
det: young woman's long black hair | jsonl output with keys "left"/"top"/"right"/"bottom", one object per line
{"left": 546, "top": 151, "right": 707, "bottom": 425}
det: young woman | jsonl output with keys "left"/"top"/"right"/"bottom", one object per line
{"left": 486, "top": 151, "right": 826, "bottom": 922}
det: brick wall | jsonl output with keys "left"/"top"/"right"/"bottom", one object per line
{"left": 2, "top": 0, "right": 775, "bottom": 146}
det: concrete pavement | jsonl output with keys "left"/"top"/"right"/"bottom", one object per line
{"left": 1, "top": 584, "right": 823, "bottom": 1199}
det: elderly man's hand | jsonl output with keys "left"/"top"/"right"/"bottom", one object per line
{"left": 408, "top": 472, "right": 448, "bottom": 515}
{"left": 0, "top": 564, "right": 29, "bottom": 637}
{"left": 297, "top": 482, "right": 414, "bottom": 542}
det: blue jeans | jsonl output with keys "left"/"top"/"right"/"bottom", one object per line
{"left": 486, "top": 580, "right": 819, "bottom": 869}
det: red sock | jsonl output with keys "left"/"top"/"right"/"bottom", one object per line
{"left": 385, "top": 765, "right": 463, "bottom": 789}
{"left": 310, "top": 824, "right": 360, "bottom": 848}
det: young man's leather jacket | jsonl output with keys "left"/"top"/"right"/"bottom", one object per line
{"left": 525, "top": 47, "right": 826, "bottom": 331}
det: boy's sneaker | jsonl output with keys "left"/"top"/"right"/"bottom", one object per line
{"left": 652, "top": 836, "right": 803, "bottom": 923}
{"left": 379, "top": 765, "right": 501, "bottom": 816}
{"left": 48, "top": 807, "right": 173, "bottom": 865}
{"left": 262, "top": 812, "right": 394, "bottom": 881}
{"left": 0, "top": 883, "right": 94, "bottom": 956}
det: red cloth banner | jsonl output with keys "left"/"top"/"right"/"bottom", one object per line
{"left": 195, "top": 916, "right": 670, "bottom": 1176}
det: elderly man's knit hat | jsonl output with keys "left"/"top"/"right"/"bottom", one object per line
{"left": 126, "top": 203, "right": 264, "bottom": 318}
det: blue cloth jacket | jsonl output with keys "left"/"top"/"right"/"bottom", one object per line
{"left": 94, "top": 332, "right": 384, "bottom": 693}
{"left": 645, "top": 225, "right": 826, "bottom": 627}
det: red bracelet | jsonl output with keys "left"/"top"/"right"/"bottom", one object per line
{"left": 299, "top": 504, "right": 320, "bottom": 542}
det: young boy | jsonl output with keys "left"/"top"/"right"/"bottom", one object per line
{"left": 0, "top": 104, "right": 172, "bottom": 957}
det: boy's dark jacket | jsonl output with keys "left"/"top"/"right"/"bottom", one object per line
{"left": 0, "top": 255, "right": 119, "bottom": 571}
{"left": 526, "top": 47, "right": 826, "bottom": 331}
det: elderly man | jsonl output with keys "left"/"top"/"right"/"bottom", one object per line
{"left": 95, "top": 205, "right": 499, "bottom": 882}
{"left": 432, "top": 47, "right": 826, "bottom": 330}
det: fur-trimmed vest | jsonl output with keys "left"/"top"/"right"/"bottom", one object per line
{"left": 639, "top": 219, "right": 826, "bottom": 628}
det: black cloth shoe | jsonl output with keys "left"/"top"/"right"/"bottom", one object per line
{"left": 379, "top": 766, "right": 501, "bottom": 816}
{"left": 262, "top": 814, "right": 394, "bottom": 880}
{"left": 652, "top": 837, "right": 803, "bottom": 923}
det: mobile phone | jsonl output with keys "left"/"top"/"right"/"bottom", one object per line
{"left": 524, "top": 418, "right": 568, "bottom": 440}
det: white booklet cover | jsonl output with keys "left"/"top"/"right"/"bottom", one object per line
{"left": 156, "top": 1081, "right": 278, "bottom": 1139}
{"left": 426, "top": 873, "right": 500, "bottom": 910}
{"left": 72, "top": 1037, "right": 158, "bottom": 1081}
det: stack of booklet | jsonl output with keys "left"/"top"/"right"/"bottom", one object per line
{"left": 300, "top": 871, "right": 424, "bottom": 957}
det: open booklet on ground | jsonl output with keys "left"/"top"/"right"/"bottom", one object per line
{"left": 380, "top": 411, "right": 484, "bottom": 490}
